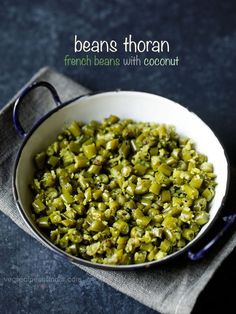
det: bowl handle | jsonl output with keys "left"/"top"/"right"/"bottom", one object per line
{"left": 188, "top": 214, "right": 236, "bottom": 261}
{"left": 13, "top": 81, "right": 62, "bottom": 137}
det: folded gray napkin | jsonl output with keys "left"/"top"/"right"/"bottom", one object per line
{"left": 1, "top": 67, "right": 235, "bottom": 314}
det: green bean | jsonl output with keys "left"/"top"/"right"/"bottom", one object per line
{"left": 49, "top": 211, "right": 62, "bottom": 224}
{"left": 140, "top": 198, "right": 151, "bottom": 208}
{"left": 151, "top": 156, "right": 161, "bottom": 171}
{"left": 158, "top": 163, "right": 172, "bottom": 176}
{"left": 119, "top": 140, "right": 130, "bottom": 158}
{"left": 180, "top": 208, "right": 193, "bottom": 223}
{"left": 162, "top": 216, "right": 178, "bottom": 230}
{"left": 92, "top": 189, "right": 102, "bottom": 200}
{"left": 130, "top": 226, "right": 144, "bottom": 238}
{"left": 68, "top": 121, "right": 81, "bottom": 138}
{"left": 52, "top": 197, "right": 64, "bottom": 210}
{"left": 87, "top": 164, "right": 102, "bottom": 175}
{"left": 182, "top": 184, "right": 199, "bottom": 200}
{"left": 193, "top": 197, "right": 207, "bottom": 211}
{"left": 32, "top": 199, "right": 46, "bottom": 214}
{"left": 190, "top": 175, "right": 203, "bottom": 189}
{"left": 125, "top": 238, "right": 140, "bottom": 253}
{"left": 89, "top": 220, "right": 106, "bottom": 232}
{"left": 195, "top": 211, "right": 210, "bottom": 225}
{"left": 31, "top": 115, "right": 216, "bottom": 265}
{"left": 121, "top": 166, "right": 132, "bottom": 177}
{"left": 116, "top": 209, "right": 131, "bottom": 221}
{"left": 98, "top": 202, "right": 107, "bottom": 211}
{"left": 48, "top": 155, "right": 59, "bottom": 167}
{"left": 113, "top": 220, "right": 129, "bottom": 235}
{"left": 61, "top": 150, "right": 74, "bottom": 166}
{"left": 61, "top": 219, "right": 76, "bottom": 227}
{"left": 155, "top": 251, "right": 168, "bottom": 260}
{"left": 42, "top": 172, "right": 55, "bottom": 188}
{"left": 74, "top": 156, "right": 89, "bottom": 169}
{"left": 126, "top": 182, "right": 136, "bottom": 196}
{"left": 182, "top": 228, "right": 195, "bottom": 241}
{"left": 141, "top": 230, "right": 152, "bottom": 243}
{"left": 86, "top": 242, "right": 100, "bottom": 256}
{"left": 134, "top": 163, "right": 147, "bottom": 176}
{"left": 134, "top": 251, "right": 147, "bottom": 264}
{"left": 136, "top": 216, "right": 152, "bottom": 227}
{"left": 106, "top": 139, "right": 119, "bottom": 151}
{"left": 161, "top": 190, "right": 171, "bottom": 202}
{"left": 59, "top": 235, "right": 69, "bottom": 248}
{"left": 147, "top": 248, "right": 158, "bottom": 261}
{"left": 202, "top": 188, "right": 214, "bottom": 201}
{"left": 135, "top": 179, "right": 150, "bottom": 195}
{"left": 61, "top": 191, "right": 74, "bottom": 204}
{"left": 83, "top": 143, "right": 97, "bottom": 159}
{"left": 117, "top": 236, "right": 128, "bottom": 249}
{"left": 149, "top": 181, "right": 161, "bottom": 195}
{"left": 160, "top": 239, "right": 171, "bottom": 253}
{"left": 37, "top": 216, "right": 51, "bottom": 228}
{"left": 200, "top": 162, "right": 213, "bottom": 173}
{"left": 140, "top": 243, "right": 153, "bottom": 252}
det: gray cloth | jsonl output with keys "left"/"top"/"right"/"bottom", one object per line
{"left": 0, "top": 67, "right": 235, "bottom": 314}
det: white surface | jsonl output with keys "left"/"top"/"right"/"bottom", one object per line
{"left": 15, "top": 91, "right": 228, "bottom": 245}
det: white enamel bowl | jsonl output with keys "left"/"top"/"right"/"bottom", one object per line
{"left": 13, "top": 83, "right": 229, "bottom": 269}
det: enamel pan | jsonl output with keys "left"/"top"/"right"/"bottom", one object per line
{"left": 12, "top": 81, "right": 230, "bottom": 270}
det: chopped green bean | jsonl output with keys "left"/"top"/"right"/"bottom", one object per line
{"left": 31, "top": 115, "right": 216, "bottom": 265}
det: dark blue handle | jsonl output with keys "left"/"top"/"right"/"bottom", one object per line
{"left": 188, "top": 214, "right": 236, "bottom": 261}
{"left": 13, "top": 81, "right": 62, "bottom": 137}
